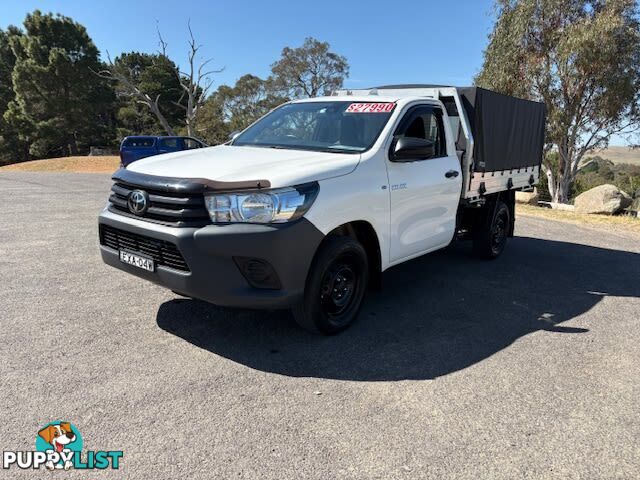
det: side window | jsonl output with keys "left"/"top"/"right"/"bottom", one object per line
{"left": 158, "top": 138, "right": 179, "bottom": 149}
{"left": 392, "top": 106, "right": 447, "bottom": 160}
{"left": 183, "top": 138, "right": 202, "bottom": 149}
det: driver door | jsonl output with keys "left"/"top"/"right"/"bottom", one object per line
{"left": 386, "top": 104, "right": 462, "bottom": 263}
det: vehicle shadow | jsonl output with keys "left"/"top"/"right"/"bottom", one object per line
{"left": 156, "top": 237, "right": 639, "bottom": 381}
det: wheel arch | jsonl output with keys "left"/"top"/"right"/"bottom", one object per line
{"left": 322, "top": 220, "right": 383, "bottom": 289}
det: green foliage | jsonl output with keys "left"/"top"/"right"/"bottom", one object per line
{"left": 268, "top": 37, "right": 349, "bottom": 98}
{"left": 477, "top": 0, "right": 640, "bottom": 203}
{"left": 195, "top": 94, "right": 229, "bottom": 145}
{"left": 0, "top": 26, "right": 27, "bottom": 165}
{"left": 218, "top": 74, "right": 287, "bottom": 131}
{"left": 573, "top": 157, "right": 640, "bottom": 198}
{"left": 198, "top": 75, "right": 287, "bottom": 145}
{"left": 111, "top": 52, "right": 184, "bottom": 138}
{"left": 5, "top": 10, "right": 115, "bottom": 158}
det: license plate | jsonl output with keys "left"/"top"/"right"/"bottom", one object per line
{"left": 119, "top": 250, "right": 154, "bottom": 272}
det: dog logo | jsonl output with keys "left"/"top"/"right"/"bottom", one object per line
{"left": 36, "top": 421, "right": 82, "bottom": 470}
{"left": 3, "top": 421, "right": 122, "bottom": 471}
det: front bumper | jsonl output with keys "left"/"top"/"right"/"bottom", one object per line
{"left": 98, "top": 208, "right": 324, "bottom": 309}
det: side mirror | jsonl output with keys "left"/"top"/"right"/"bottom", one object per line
{"left": 228, "top": 131, "right": 241, "bottom": 142}
{"left": 392, "top": 136, "right": 436, "bottom": 162}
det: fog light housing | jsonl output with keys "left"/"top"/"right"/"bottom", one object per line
{"left": 233, "top": 257, "right": 282, "bottom": 290}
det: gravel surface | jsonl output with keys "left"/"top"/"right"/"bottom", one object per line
{"left": 1, "top": 172, "right": 639, "bottom": 479}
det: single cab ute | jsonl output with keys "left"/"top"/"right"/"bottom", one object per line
{"left": 99, "top": 85, "right": 545, "bottom": 334}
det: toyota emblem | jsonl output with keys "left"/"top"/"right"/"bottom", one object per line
{"left": 127, "top": 190, "right": 149, "bottom": 215}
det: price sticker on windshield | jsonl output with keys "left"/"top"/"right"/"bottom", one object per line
{"left": 346, "top": 102, "right": 395, "bottom": 113}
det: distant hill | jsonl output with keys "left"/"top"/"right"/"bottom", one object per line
{"left": 589, "top": 146, "right": 640, "bottom": 165}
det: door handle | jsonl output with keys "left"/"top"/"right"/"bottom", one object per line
{"left": 445, "top": 170, "right": 459, "bottom": 178}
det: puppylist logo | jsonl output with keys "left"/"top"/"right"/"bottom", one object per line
{"left": 3, "top": 421, "right": 123, "bottom": 471}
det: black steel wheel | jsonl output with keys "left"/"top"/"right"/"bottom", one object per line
{"left": 293, "top": 236, "right": 368, "bottom": 334}
{"left": 473, "top": 201, "right": 510, "bottom": 259}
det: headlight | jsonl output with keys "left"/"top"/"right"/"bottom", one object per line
{"left": 205, "top": 183, "right": 319, "bottom": 224}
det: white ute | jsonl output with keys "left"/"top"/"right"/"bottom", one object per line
{"left": 99, "top": 85, "right": 545, "bottom": 334}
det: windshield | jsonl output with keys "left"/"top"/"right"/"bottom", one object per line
{"left": 232, "top": 101, "right": 396, "bottom": 153}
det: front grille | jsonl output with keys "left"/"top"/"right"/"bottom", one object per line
{"left": 109, "top": 182, "right": 210, "bottom": 227}
{"left": 99, "top": 224, "right": 190, "bottom": 272}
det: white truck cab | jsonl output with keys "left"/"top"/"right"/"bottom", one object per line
{"left": 99, "top": 85, "right": 545, "bottom": 334}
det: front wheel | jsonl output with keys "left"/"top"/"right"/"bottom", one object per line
{"left": 292, "top": 236, "right": 369, "bottom": 335}
{"left": 473, "top": 201, "right": 510, "bottom": 259}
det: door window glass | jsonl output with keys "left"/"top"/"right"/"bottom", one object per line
{"left": 183, "top": 138, "right": 202, "bottom": 149}
{"left": 395, "top": 107, "right": 446, "bottom": 158}
{"left": 159, "top": 138, "right": 178, "bottom": 149}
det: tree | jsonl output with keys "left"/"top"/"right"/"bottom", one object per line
{"left": 195, "top": 93, "right": 229, "bottom": 145}
{"left": 197, "top": 74, "right": 287, "bottom": 145}
{"left": 170, "top": 23, "right": 222, "bottom": 137}
{"left": 476, "top": 0, "right": 640, "bottom": 203}
{"left": 0, "top": 26, "right": 27, "bottom": 165}
{"left": 97, "top": 52, "right": 182, "bottom": 136}
{"left": 98, "top": 22, "right": 221, "bottom": 137}
{"left": 6, "top": 11, "right": 115, "bottom": 158}
{"left": 268, "top": 37, "right": 349, "bottom": 98}
{"left": 217, "top": 74, "right": 286, "bottom": 130}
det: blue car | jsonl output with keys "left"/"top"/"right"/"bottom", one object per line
{"left": 119, "top": 136, "right": 207, "bottom": 167}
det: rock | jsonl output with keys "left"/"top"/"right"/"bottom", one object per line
{"left": 630, "top": 197, "right": 640, "bottom": 212}
{"left": 574, "top": 184, "right": 631, "bottom": 214}
{"left": 549, "top": 202, "right": 575, "bottom": 211}
{"left": 620, "top": 190, "right": 632, "bottom": 208}
{"left": 515, "top": 189, "right": 539, "bottom": 205}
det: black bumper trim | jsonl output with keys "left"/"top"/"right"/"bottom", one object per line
{"left": 98, "top": 210, "right": 324, "bottom": 309}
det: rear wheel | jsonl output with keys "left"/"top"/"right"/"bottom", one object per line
{"left": 473, "top": 201, "right": 510, "bottom": 259}
{"left": 293, "top": 236, "right": 368, "bottom": 335}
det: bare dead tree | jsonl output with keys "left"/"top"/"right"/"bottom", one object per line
{"left": 93, "top": 52, "right": 176, "bottom": 136}
{"left": 170, "top": 21, "right": 223, "bottom": 137}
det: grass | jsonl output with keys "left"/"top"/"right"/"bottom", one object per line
{"left": 517, "top": 203, "right": 640, "bottom": 234}
{"left": 0, "top": 155, "right": 120, "bottom": 173}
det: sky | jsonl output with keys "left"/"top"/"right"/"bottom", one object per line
{"left": 1, "top": 0, "right": 496, "bottom": 88}
{"left": 1, "top": 0, "right": 631, "bottom": 146}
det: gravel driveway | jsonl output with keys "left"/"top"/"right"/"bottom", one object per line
{"left": 1, "top": 172, "right": 639, "bottom": 479}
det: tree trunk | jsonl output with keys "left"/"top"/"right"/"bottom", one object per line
{"left": 553, "top": 182, "right": 570, "bottom": 204}
{"left": 150, "top": 103, "right": 176, "bottom": 136}
{"left": 68, "top": 133, "right": 78, "bottom": 156}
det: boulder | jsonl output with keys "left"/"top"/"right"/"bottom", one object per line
{"left": 515, "top": 189, "right": 539, "bottom": 205}
{"left": 574, "top": 184, "right": 632, "bottom": 214}
{"left": 630, "top": 197, "right": 640, "bottom": 213}
{"left": 550, "top": 202, "right": 575, "bottom": 211}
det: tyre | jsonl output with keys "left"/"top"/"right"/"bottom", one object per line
{"left": 473, "top": 201, "right": 510, "bottom": 259}
{"left": 292, "top": 236, "right": 369, "bottom": 335}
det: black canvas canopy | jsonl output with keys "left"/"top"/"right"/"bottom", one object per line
{"left": 457, "top": 87, "right": 546, "bottom": 172}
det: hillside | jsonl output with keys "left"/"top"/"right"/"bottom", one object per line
{"left": 591, "top": 146, "right": 640, "bottom": 165}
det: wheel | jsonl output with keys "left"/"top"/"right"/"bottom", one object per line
{"left": 292, "top": 236, "right": 369, "bottom": 334}
{"left": 473, "top": 201, "right": 510, "bottom": 259}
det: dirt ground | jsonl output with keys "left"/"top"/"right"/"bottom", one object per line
{"left": 517, "top": 203, "right": 640, "bottom": 234}
{"left": 1, "top": 171, "right": 639, "bottom": 480}
{"left": 0, "top": 155, "right": 120, "bottom": 173}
